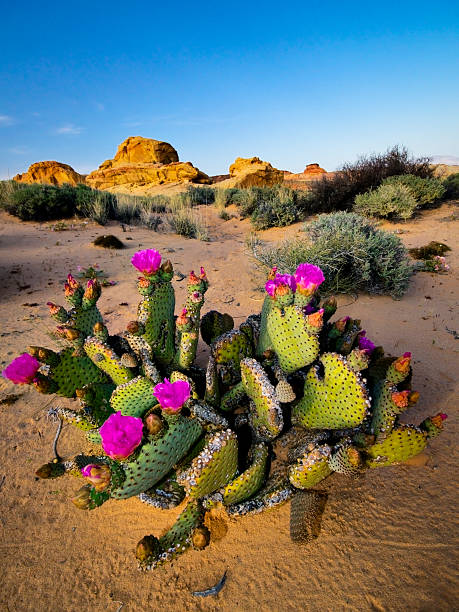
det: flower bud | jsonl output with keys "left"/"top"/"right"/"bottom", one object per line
{"left": 191, "top": 526, "right": 210, "bottom": 550}
{"left": 81, "top": 464, "right": 112, "bottom": 491}
{"left": 144, "top": 413, "right": 163, "bottom": 435}
{"left": 160, "top": 259, "right": 173, "bottom": 275}
{"left": 394, "top": 352, "right": 411, "bottom": 374}
{"left": 391, "top": 390, "right": 410, "bottom": 409}
{"left": 71, "top": 485, "right": 93, "bottom": 510}
{"left": 83, "top": 279, "right": 101, "bottom": 302}
{"left": 126, "top": 320, "right": 141, "bottom": 334}
{"left": 308, "top": 308, "right": 324, "bottom": 328}
{"left": 136, "top": 535, "right": 161, "bottom": 562}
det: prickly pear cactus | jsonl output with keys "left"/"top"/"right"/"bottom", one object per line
{"left": 2, "top": 250, "right": 446, "bottom": 572}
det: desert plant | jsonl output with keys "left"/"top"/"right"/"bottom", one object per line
{"left": 230, "top": 185, "right": 308, "bottom": 229}
{"left": 249, "top": 212, "right": 413, "bottom": 298}
{"left": 169, "top": 208, "right": 209, "bottom": 240}
{"left": 354, "top": 183, "right": 418, "bottom": 220}
{"left": 383, "top": 174, "right": 446, "bottom": 206}
{"left": 2, "top": 183, "right": 76, "bottom": 221}
{"left": 186, "top": 185, "right": 215, "bottom": 205}
{"left": 306, "top": 146, "right": 433, "bottom": 214}
{"left": 442, "top": 173, "right": 459, "bottom": 200}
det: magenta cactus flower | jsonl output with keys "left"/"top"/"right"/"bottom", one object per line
{"left": 81, "top": 464, "right": 112, "bottom": 491}
{"left": 358, "top": 331, "right": 376, "bottom": 354}
{"left": 294, "top": 263, "right": 325, "bottom": 295}
{"left": 153, "top": 378, "right": 191, "bottom": 414}
{"left": 2, "top": 353, "right": 41, "bottom": 384}
{"left": 265, "top": 274, "right": 297, "bottom": 297}
{"left": 99, "top": 412, "right": 144, "bottom": 460}
{"left": 131, "top": 249, "right": 162, "bottom": 276}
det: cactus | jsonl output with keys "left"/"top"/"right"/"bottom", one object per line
{"left": 3, "top": 250, "right": 447, "bottom": 571}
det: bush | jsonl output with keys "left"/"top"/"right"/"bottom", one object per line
{"left": 249, "top": 211, "right": 413, "bottom": 299}
{"left": 443, "top": 173, "right": 459, "bottom": 199}
{"left": 306, "top": 146, "right": 433, "bottom": 214}
{"left": 169, "top": 208, "right": 209, "bottom": 240}
{"left": 186, "top": 186, "right": 215, "bottom": 205}
{"left": 2, "top": 183, "right": 77, "bottom": 221}
{"left": 383, "top": 174, "right": 446, "bottom": 206}
{"left": 354, "top": 183, "right": 418, "bottom": 220}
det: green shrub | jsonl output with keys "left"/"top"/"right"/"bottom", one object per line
{"left": 186, "top": 186, "right": 215, "bottom": 205}
{"left": 443, "top": 173, "right": 459, "bottom": 199}
{"left": 306, "top": 146, "right": 433, "bottom": 214}
{"left": 3, "top": 183, "right": 77, "bottom": 221}
{"left": 249, "top": 211, "right": 413, "bottom": 299}
{"left": 354, "top": 183, "right": 418, "bottom": 220}
{"left": 169, "top": 208, "right": 209, "bottom": 240}
{"left": 383, "top": 174, "right": 446, "bottom": 206}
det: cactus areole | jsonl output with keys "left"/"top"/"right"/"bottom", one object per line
{"left": 4, "top": 249, "right": 447, "bottom": 570}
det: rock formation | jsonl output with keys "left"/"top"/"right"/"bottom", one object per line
{"left": 284, "top": 163, "right": 329, "bottom": 189}
{"left": 215, "top": 157, "right": 284, "bottom": 189}
{"left": 86, "top": 137, "right": 210, "bottom": 193}
{"left": 303, "top": 163, "right": 326, "bottom": 177}
{"left": 13, "top": 161, "right": 86, "bottom": 186}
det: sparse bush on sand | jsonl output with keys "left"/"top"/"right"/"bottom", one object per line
{"left": 305, "top": 146, "right": 433, "bottom": 214}
{"left": 383, "top": 174, "right": 446, "bottom": 207}
{"left": 169, "top": 208, "right": 209, "bottom": 240}
{"left": 249, "top": 211, "right": 413, "bottom": 298}
{"left": 354, "top": 183, "right": 418, "bottom": 220}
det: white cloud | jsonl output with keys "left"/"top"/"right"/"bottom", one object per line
{"left": 56, "top": 124, "right": 84, "bottom": 135}
{"left": 0, "top": 115, "right": 14, "bottom": 126}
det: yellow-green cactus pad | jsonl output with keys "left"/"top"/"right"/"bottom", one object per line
{"left": 50, "top": 348, "right": 107, "bottom": 397}
{"left": 84, "top": 337, "right": 135, "bottom": 386}
{"left": 288, "top": 445, "right": 332, "bottom": 489}
{"left": 267, "top": 304, "right": 320, "bottom": 374}
{"left": 328, "top": 443, "right": 363, "bottom": 476}
{"left": 226, "top": 472, "right": 293, "bottom": 516}
{"left": 110, "top": 376, "right": 157, "bottom": 417}
{"left": 366, "top": 425, "right": 427, "bottom": 468}
{"left": 212, "top": 330, "right": 253, "bottom": 369}
{"left": 256, "top": 295, "right": 273, "bottom": 357}
{"left": 177, "top": 429, "right": 238, "bottom": 499}
{"left": 241, "top": 358, "right": 283, "bottom": 440}
{"left": 292, "top": 353, "right": 369, "bottom": 430}
{"left": 111, "top": 416, "right": 202, "bottom": 499}
{"left": 222, "top": 443, "right": 269, "bottom": 505}
{"left": 138, "top": 282, "right": 175, "bottom": 366}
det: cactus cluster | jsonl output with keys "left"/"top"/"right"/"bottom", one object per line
{"left": 2, "top": 249, "right": 447, "bottom": 570}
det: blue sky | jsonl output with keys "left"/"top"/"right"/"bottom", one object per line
{"left": 1, "top": 1, "right": 458, "bottom": 179}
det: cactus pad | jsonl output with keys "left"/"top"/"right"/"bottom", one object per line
{"left": 366, "top": 425, "right": 427, "bottom": 468}
{"left": 290, "top": 490, "right": 328, "bottom": 544}
{"left": 49, "top": 348, "right": 107, "bottom": 397}
{"left": 240, "top": 358, "right": 283, "bottom": 440}
{"left": 267, "top": 304, "right": 320, "bottom": 374}
{"left": 177, "top": 429, "right": 238, "bottom": 498}
{"left": 288, "top": 445, "right": 332, "bottom": 489}
{"left": 292, "top": 353, "right": 369, "bottom": 429}
{"left": 222, "top": 443, "right": 269, "bottom": 505}
{"left": 110, "top": 376, "right": 157, "bottom": 417}
{"left": 84, "top": 337, "right": 135, "bottom": 386}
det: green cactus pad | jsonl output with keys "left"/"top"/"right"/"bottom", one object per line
{"left": 292, "top": 353, "right": 369, "bottom": 430}
{"left": 366, "top": 425, "right": 427, "bottom": 468}
{"left": 212, "top": 330, "right": 253, "bottom": 370}
{"left": 267, "top": 304, "right": 320, "bottom": 374}
{"left": 370, "top": 381, "right": 402, "bottom": 440}
{"left": 222, "top": 443, "right": 269, "bottom": 505}
{"left": 111, "top": 416, "right": 203, "bottom": 499}
{"left": 256, "top": 296, "right": 273, "bottom": 357}
{"left": 290, "top": 490, "right": 328, "bottom": 544}
{"left": 84, "top": 337, "right": 135, "bottom": 386}
{"left": 226, "top": 472, "right": 293, "bottom": 516}
{"left": 69, "top": 305, "right": 103, "bottom": 337}
{"left": 177, "top": 429, "right": 238, "bottom": 499}
{"left": 138, "top": 282, "right": 175, "bottom": 366}
{"left": 240, "top": 358, "right": 283, "bottom": 440}
{"left": 49, "top": 348, "right": 107, "bottom": 398}
{"left": 200, "top": 310, "right": 234, "bottom": 345}
{"left": 220, "top": 381, "right": 246, "bottom": 412}
{"left": 110, "top": 376, "right": 157, "bottom": 417}
{"left": 142, "top": 501, "right": 204, "bottom": 570}
{"left": 328, "top": 443, "right": 363, "bottom": 476}
{"left": 78, "top": 382, "right": 115, "bottom": 425}
{"left": 288, "top": 445, "right": 332, "bottom": 489}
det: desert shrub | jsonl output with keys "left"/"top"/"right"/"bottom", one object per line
{"left": 354, "top": 183, "right": 418, "bottom": 220}
{"left": 186, "top": 186, "right": 215, "bottom": 205}
{"left": 230, "top": 185, "right": 306, "bottom": 229}
{"left": 169, "top": 208, "right": 209, "bottom": 240}
{"left": 443, "top": 173, "right": 459, "bottom": 199}
{"left": 249, "top": 211, "right": 413, "bottom": 298}
{"left": 306, "top": 146, "right": 433, "bottom": 214}
{"left": 3, "top": 183, "right": 77, "bottom": 220}
{"left": 383, "top": 174, "right": 446, "bottom": 206}
{"left": 214, "top": 188, "right": 238, "bottom": 209}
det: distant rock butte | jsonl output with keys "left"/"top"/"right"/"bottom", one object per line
{"left": 284, "top": 162, "right": 327, "bottom": 183}
{"left": 13, "top": 161, "right": 86, "bottom": 186}
{"left": 304, "top": 163, "right": 327, "bottom": 176}
{"left": 215, "top": 157, "right": 284, "bottom": 189}
{"left": 86, "top": 137, "right": 210, "bottom": 192}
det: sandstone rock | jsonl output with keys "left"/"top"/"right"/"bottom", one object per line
{"left": 86, "top": 161, "right": 210, "bottom": 191}
{"left": 304, "top": 163, "right": 326, "bottom": 176}
{"left": 215, "top": 157, "right": 284, "bottom": 189}
{"left": 98, "top": 136, "right": 178, "bottom": 170}
{"left": 13, "top": 161, "right": 86, "bottom": 186}
{"left": 284, "top": 162, "right": 329, "bottom": 189}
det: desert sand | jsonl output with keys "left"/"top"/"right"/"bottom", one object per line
{"left": 0, "top": 202, "right": 458, "bottom": 612}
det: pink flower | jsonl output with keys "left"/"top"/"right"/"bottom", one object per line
{"left": 294, "top": 263, "right": 325, "bottom": 295}
{"left": 99, "top": 412, "right": 144, "bottom": 460}
{"left": 265, "top": 274, "right": 297, "bottom": 297}
{"left": 131, "top": 249, "right": 162, "bottom": 275}
{"left": 2, "top": 353, "right": 41, "bottom": 384}
{"left": 81, "top": 464, "right": 112, "bottom": 491}
{"left": 358, "top": 331, "right": 376, "bottom": 354}
{"left": 153, "top": 378, "right": 191, "bottom": 414}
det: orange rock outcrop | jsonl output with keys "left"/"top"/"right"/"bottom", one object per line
{"left": 215, "top": 157, "right": 284, "bottom": 189}
{"left": 13, "top": 161, "right": 86, "bottom": 186}
{"left": 86, "top": 137, "right": 210, "bottom": 192}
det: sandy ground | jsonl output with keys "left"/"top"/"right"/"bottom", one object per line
{"left": 0, "top": 203, "right": 458, "bottom": 612}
